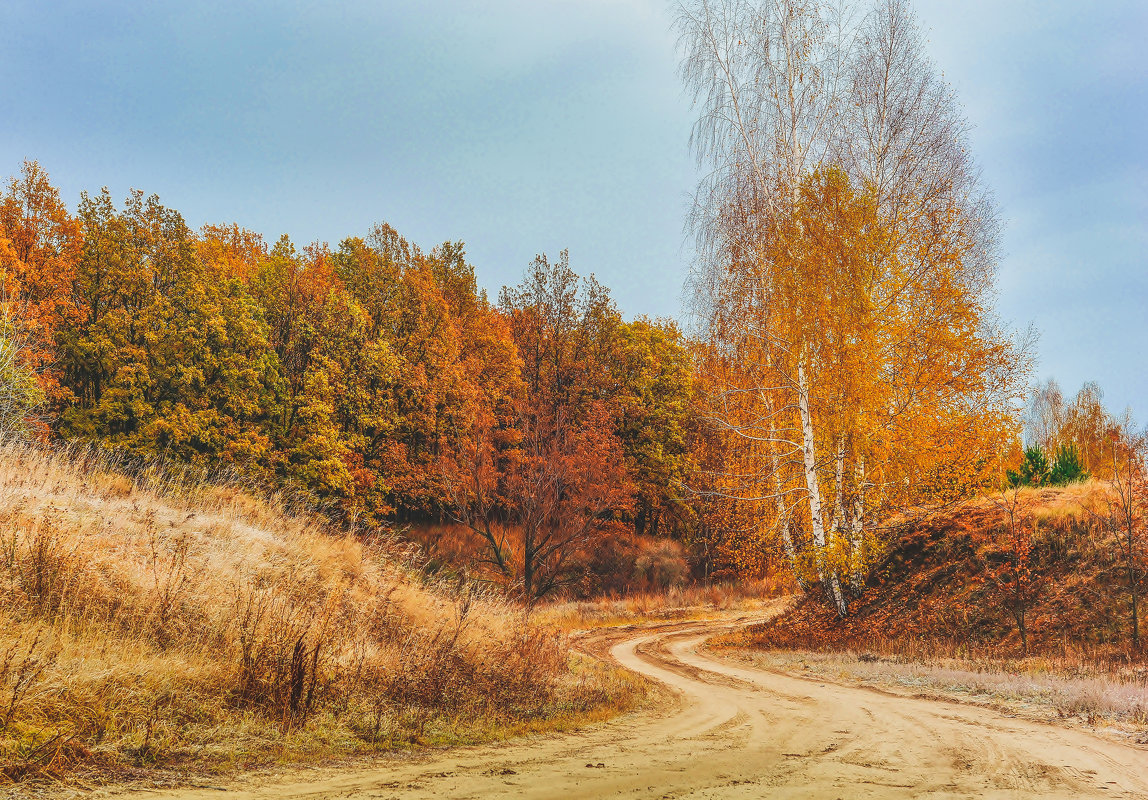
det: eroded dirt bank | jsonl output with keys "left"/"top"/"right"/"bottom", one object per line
{"left": 123, "top": 610, "right": 1148, "bottom": 800}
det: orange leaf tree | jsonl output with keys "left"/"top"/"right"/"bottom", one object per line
{"left": 677, "top": 0, "right": 1030, "bottom": 614}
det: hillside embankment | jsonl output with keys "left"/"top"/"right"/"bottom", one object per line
{"left": 715, "top": 482, "right": 1148, "bottom": 734}
{"left": 726, "top": 482, "right": 1146, "bottom": 660}
{"left": 0, "top": 442, "right": 641, "bottom": 790}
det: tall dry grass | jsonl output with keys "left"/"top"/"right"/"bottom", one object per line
{"left": 0, "top": 440, "right": 634, "bottom": 786}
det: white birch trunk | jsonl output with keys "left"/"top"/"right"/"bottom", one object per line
{"left": 763, "top": 350, "right": 805, "bottom": 589}
{"left": 849, "top": 456, "right": 866, "bottom": 592}
{"left": 798, "top": 359, "right": 847, "bottom": 616}
{"left": 832, "top": 435, "right": 846, "bottom": 539}
{"left": 771, "top": 444, "right": 806, "bottom": 589}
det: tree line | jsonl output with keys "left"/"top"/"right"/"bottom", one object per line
{"left": 0, "top": 151, "right": 1140, "bottom": 614}
{"left": 0, "top": 162, "right": 703, "bottom": 599}
{"left": 5, "top": 152, "right": 1136, "bottom": 610}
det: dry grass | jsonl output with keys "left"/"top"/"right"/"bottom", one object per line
{"left": 538, "top": 576, "right": 794, "bottom": 632}
{"left": 733, "top": 481, "right": 1146, "bottom": 662}
{"left": 720, "top": 648, "right": 1148, "bottom": 739}
{"left": 0, "top": 441, "right": 641, "bottom": 789}
{"left": 714, "top": 481, "right": 1148, "bottom": 741}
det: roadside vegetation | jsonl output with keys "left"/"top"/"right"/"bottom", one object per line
{"left": 726, "top": 480, "right": 1144, "bottom": 659}
{"left": 712, "top": 469, "right": 1148, "bottom": 739}
{"left": 537, "top": 578, "right": 793, "bottom": 633}
{"left": 719, "top": 648, "right": 1148, "bottom": 742}
{"left": 0, "top": 441, "right": 642, "bottom": 787}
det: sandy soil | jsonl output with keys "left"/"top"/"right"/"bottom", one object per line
{"left": 128, "top": 610, "right": 1148, "bottom": 800}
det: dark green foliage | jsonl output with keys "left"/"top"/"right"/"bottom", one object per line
{"left": 1048, "top": 443, "right": 1089, "bottom": 485}
{"left": 1008, "top": 444, "right": 1090, "bottom": 488}
{"left": 1007, "top": 446, "right": 1050, "bottom": 488}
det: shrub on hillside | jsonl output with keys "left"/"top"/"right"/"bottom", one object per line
{"left": 1008, "top": 447, "right": 1051, "bottom": 487}
{"left": 1049, "top": 443, "right": 1089, "bottom": 485}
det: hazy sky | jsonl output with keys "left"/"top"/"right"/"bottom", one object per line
{"left": 1, "top": 1, "right": 1145, "bottom": 415}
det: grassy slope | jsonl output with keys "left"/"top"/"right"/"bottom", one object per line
{"left": 0, "top": 443, "right": 640, "bottom": 788}
{"left": 712, "top": 483, "right": 1148, "bottom": 735}
{"left": 724, "top": 482, "right": 1144, "bottom": 660}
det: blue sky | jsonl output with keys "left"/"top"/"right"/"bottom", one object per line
{"left": 1, "top": 1, "right": 1145, "bottom": 416}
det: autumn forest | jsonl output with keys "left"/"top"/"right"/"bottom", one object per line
{"left": 2, "top": 0, "right": 1146, "bottom": 622}
{"left": 1, "top": 0, "right": 1146, "bottom": 790}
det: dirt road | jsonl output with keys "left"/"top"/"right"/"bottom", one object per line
{"left": 147, "top": 615, "right": 1148, "bottom": 799}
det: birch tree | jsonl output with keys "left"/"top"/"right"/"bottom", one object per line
{"left": 678, "top": 0, "right": 1026, "bottom": 615}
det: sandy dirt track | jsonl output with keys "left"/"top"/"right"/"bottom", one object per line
{"left": 140, "top": 613, "right": 1148, "bottom": 800}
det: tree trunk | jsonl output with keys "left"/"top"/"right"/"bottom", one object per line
{"left": 1130, "top": 564, "right": 1139, "bottom": 651}
{"left": 798, "top": 360, "right": 846, "bottom": 616}
{"left": 769, "top": 429, "right": 806, "bottom": 589}
{"left": 833, "top": 436, "right": 846, "bottom": 538}
{"left": 1128, "top": 505, "right": 1141, "bottom": 651}
{"left": 523, "top": 527, "right": 535, "bottom": 603}
{"left": 762, "top": 349, "right": 805, "bottom": 589}
{"left": 1129, "top": 530, "right": 1140, "bottom": 650}
{"left": 849, "top": 456, "right": 866, "bottom": 592}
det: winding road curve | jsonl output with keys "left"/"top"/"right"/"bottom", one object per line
{"left": 149, "top": 613, "right": 1148, "bottom": 799}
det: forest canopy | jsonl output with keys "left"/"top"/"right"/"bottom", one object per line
{"left": 0, "top": 161, "right": 705, "bottom": 598}
{"left": 0, "top": 148, "right": 1121, "bottom": 606}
